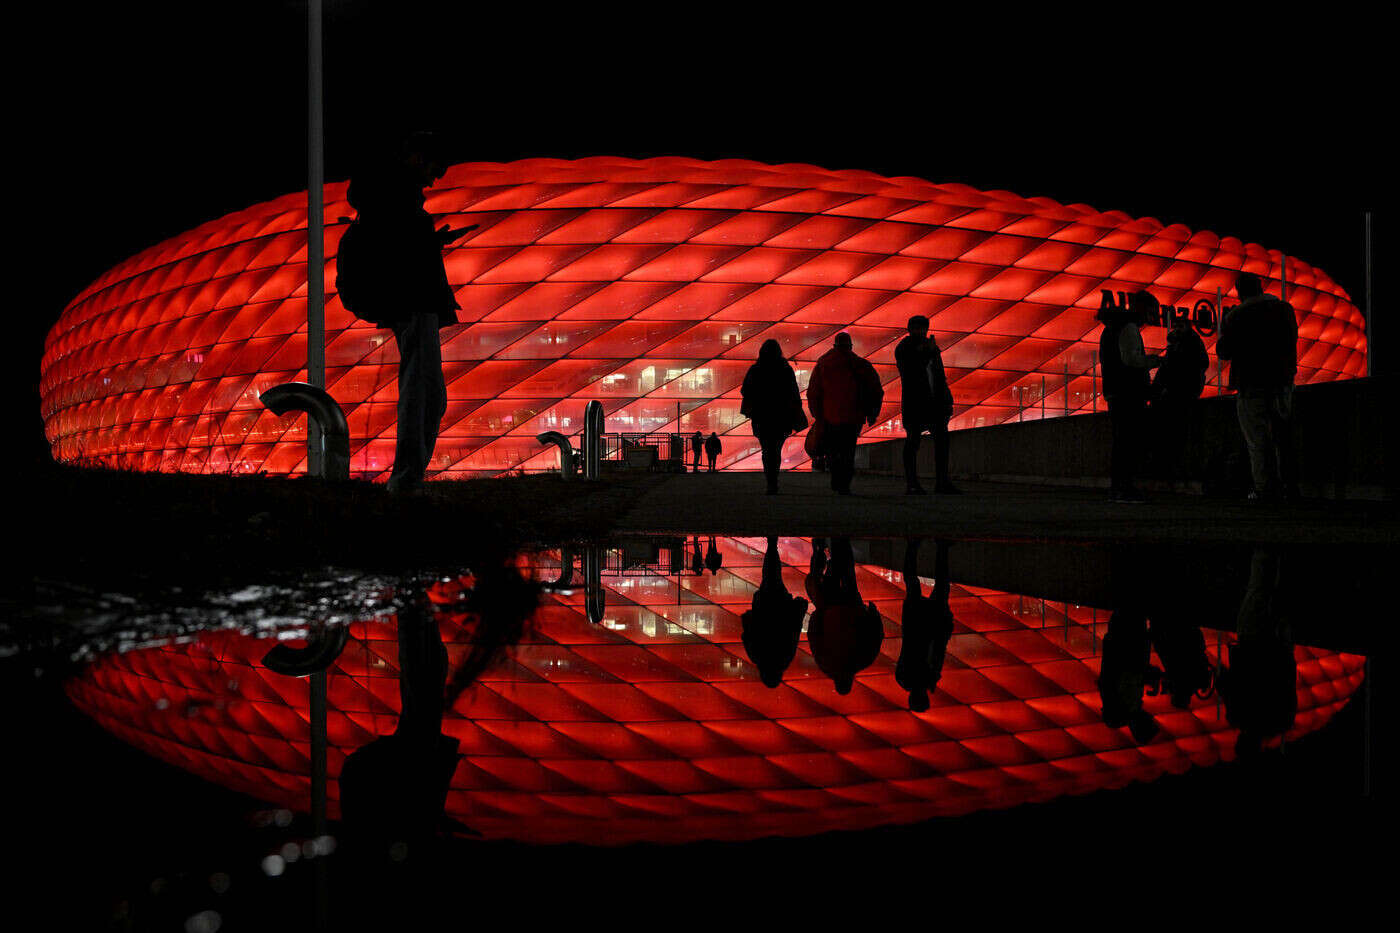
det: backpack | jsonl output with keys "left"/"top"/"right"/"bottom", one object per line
{"left": 334, "top": 219, "right": 393, "bottom": 328}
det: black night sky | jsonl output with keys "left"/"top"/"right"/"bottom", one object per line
{"left": 14, "top": 1, "right": 1385, "bottom": 468}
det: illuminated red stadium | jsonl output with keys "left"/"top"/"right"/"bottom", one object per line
{"left": 65, "top": 537, "right": 1365, "bottom": 844}
{"left": 40, "top": 158, "right": 1367, "bottom": 478}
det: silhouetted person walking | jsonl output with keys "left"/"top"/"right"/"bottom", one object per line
{"left": 1149, "top": 322, "right": 1209, "bottom": 482}
{"left": 740, "top": 339, "right": 807, "bottom": 493}
{"left": 895, "top": 315, "right": 959, "bottom": 495}
{"left": 895, "top": 539, "right": 955, "bottom": 712}
{"left": 1099, "top": 290, "right": 1162, "bottom": 503}
{"left": 741, "top": 537, "right": 809, "bottom": 686}
{"left": 1216, "top": 272, "right": 1298, "bottom": 501}
{"left": 342, "top": 132, "right": 475, "bottom": 495}
{"left": 807, "top": 332, "right": 883, "bottom": 495}
{"left": 690, "top": 431, "right": 704, "bottom": 473}
{"left": 805, "top": 537, "right": 883, "bottom": 694}
{"left": 704, "top": 432, "right": 722, "bottom": 471}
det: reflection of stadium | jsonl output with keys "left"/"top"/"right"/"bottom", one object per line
{"left": 66, "top": 537, "right": 1365, "bottom": 844}
{"left": 41, "top": 158, "right": 1366, "bottom": 479}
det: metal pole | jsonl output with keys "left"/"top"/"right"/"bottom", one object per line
{"left": 309, "top": 668, "right": 328, "bottom": 931}
{"left": 1040, "top": 375, "right": 1045, "bottom": 420}
{"left": 1365, "top": 212, "right": 1373, "bottom": 376}
{"left": 306, "top": 0, "right": 326, "bottom": 477}
{"left": 1063, "top": 361, "right": 1069, "bottom": 417}
{"left": 1091, "top": 351, "right": 1098, "bottom": 412}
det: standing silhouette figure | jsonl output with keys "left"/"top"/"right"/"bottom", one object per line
{"left": 704, "top": 432, "right": 722, "bottom": 472}
{"left": 1216, "top": 272, "right": 1299, "bottom": 501}
{"left": 807, "top": 333, "right": 883, "bottom": 495}
{"left": 1149, "top": 322, "right": 1209, "bottom": 483}
{"left": 895, "top": 315, "right": 959, "bottom": 495}
{"left": 740, "top": 339, "right": 807, "bottom": 494}
{"left": 1099, "top": 290, "right": 1163, "bottom": 503}
{"left": 343, "top": 132, "right": 476, "bottom": 495}
{"left": 690, "top": 431, "right": 704, "bottom": 473}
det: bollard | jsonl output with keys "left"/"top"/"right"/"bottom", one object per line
{"left": 260, "top": 382, "right": 349, "bottom": 480}
{"left": 583, "top": 400, "right": 604, "bottom": 480}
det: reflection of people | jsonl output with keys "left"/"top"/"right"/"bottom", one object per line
{"left": 1216, "top": 272, "right": 1298, "bottom": 501}
{"left": 1219, "top": 548, "right": 1297, "bottom": 758}
{"left": 691, "top": 535, "right": 705, "bottom": 575}
{"left": 895, "top": 539, "right": 955, "bottom": 711}
{"left": 740, "top": 339, "right": 807, "bottom": 494}
{"left": 895, "top": 316, "right": 959, "bottom": 495}
{"left": 1097, "top": 606, "right": 1160, "bottom": 744}
{"left": 807, "top": 333, "right": 884, "bottom": 495}
{"left": 345, "top": 132, "right": 475, "bottom": 495}
{"left": 1099, "top": 290, "right": 1162, "bottom": 503}
{"left": 805, "top": 537, "right": 883, "bottom": 693}
{"left": 704, "top": 536, "right": 723, "bottom": 574}
{"left": 339, "top": 584, "right": 461, "bottom": 862}
{"left": 740, "top": 537, "right": 809, "bottom": 687}
{"left": 704, "top": 432, "right": 722, "bottom": 472}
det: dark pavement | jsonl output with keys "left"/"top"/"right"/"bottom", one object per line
{"left": 615, "top": 471, "right": 1399, "bottom": 544}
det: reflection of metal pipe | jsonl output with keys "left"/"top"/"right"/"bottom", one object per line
{"left": 260, "top": 382, "right": 349, "bottom": 480}
{"left": 583, "top": 400, "right": 604, "bottom": 480}
{"left": 535, "top": 431, "right": 576, "bottom": 478}
{"left": 584, "top": 544, "right": 604, "bottom": 625}
{"left": 261, "top": 625, "right": 350, "bottom": 675}
{"left": 542, "top": 547, "right": 576, "bottom": 589}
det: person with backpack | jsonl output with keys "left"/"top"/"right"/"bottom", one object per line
{"left": 337, "top": 132, "right": 475, "bottom": 495}
{"left": 806, "top": 332, "right": 884, "bottom": 495}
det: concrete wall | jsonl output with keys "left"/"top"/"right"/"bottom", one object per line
{"left": 864, "top": 375, "right": 1396, "bottom": 500}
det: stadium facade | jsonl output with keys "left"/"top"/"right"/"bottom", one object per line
{"left": 40, "top": 157, "right": 1368, "bottom": 478}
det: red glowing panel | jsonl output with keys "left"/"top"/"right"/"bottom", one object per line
{"left": 41, "top": 158, "right": 1367, "bottom": 477}
{"left": 65, "top": 537, "right": 1366, "bottom": 844}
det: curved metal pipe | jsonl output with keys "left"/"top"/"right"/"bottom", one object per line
{"left": 583, "top": 544, "right": 604, "bottom": 625}
{"left": 535, "top": 431, "right": 577, "bottom": 479}
{"left": 261, "top": 624, "right": 350, "bottom": 676}
{"left": 260, "top": 382, "right": 350, "bottom": 480}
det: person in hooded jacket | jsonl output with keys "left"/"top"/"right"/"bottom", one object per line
{"left": 806, "top": 333, "right": 884, "bottom": 495}
{"left": 740, "top": 339, "right": 807, "bottom": 493}
{"left": 1098, "top": 290, "right": 1163, "bottom": 502}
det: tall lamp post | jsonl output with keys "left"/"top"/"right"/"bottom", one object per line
{"left": 306, "top": 0, "right": 326, "bottom": 477}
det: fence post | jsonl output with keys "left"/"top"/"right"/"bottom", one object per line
{"left": 1040, "top": 375, "right": 1045, "bottom": 420}
{"left": 1063, "top": 361, "right": 1069, "bottom": 417}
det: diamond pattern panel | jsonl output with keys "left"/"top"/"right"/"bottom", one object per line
{"left": 65, "top": 537, "right": 1366, "bottom": 844}
{"left": 41, "top": 158, "right": 1368, "bottom": 478}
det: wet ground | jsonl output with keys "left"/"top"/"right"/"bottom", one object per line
{"left": 10, "top": 529, "right": 1386, "bottom": 929}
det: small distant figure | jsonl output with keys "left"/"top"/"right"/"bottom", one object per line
{"left": 806, "top": 332, "right": 884, "bottom": 495}
{"left": 895, "top": 315, "right": 960, "bottom": 495}
{"left": 740, "top": 537, "right": 809, "bottom": 687}
{"left": 740, "top": 339, "right": 807, "bottom": 494}
{"left": 805, "top": 537, "right": 883, "bottom": 694}
{"left": 1215, "top": 272, "right": 1299, "bottom": 501}
{"left": 1149, "top": 322, "right": 1210, "bottom": 482}
{"left": 704, "top": 432, "right": 722, "bottom": 472}
{"left": 342, "top": 131, "right": 477, "bottom": 496}
{"left": 895, "top": 539, "right": 955, "bottom": 712}
{"left": 1098, "top": 290, "right": 1163, "bottom": 503}
{"left": 690, "top": 431, "right": 704, "bottom": 473}
{"left": 691, "top": 535, "right": 705, "bottom": 575}
{"left": 704, "top": 535, "right": 723, "bottom": 574}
